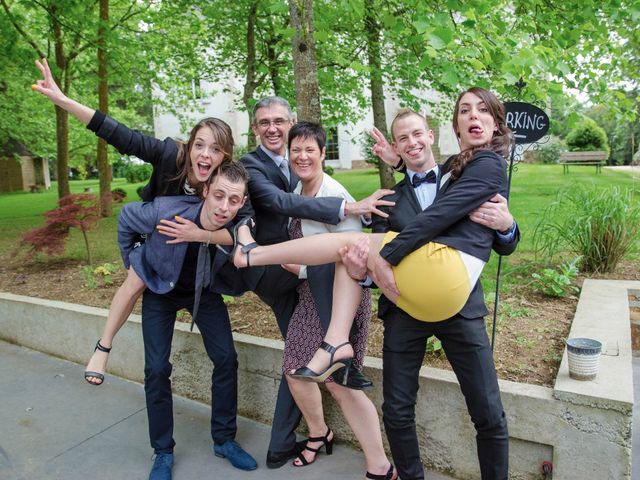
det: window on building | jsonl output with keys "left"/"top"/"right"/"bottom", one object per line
{"left": 325, "top": 127, "right": 339, "bottom": 161}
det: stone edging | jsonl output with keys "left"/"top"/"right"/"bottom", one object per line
{"left": 0, "top": 281, "right": 635, "bottom": 479}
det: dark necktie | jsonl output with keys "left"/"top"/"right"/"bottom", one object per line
{"left": 411, "top": 170, "right": 437, "bottom": 188}
{"left": 190, "top": 243, "right": 212, "bottom": 331}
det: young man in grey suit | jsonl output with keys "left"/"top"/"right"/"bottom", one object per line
{"left": 239, "top": 96, "right": 395, "bottom": 468}
{"left": 343, "top": 109, "right": 519, "bottom": 480}
{"left": 118, "top": 163, "right": 257, "bottom": 480}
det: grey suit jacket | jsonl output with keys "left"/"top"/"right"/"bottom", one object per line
{"left": 117, "top": 195, "right": 240, "bottom": 296}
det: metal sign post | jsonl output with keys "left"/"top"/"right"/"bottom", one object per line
{"left": 490, "top": 79, "right": 550, "bottom": 351}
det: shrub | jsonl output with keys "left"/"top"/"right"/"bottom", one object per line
{"left": 112, "top": 187, "right": 127, "bottom": 202}
{"left": 82, "top": 262, "right": 120, "bottom": 289}
{"left": 531, "top": 259, "right": 580, "bottom": 297}
{"left": 534, "top": 185, "right": 640, "bottom": 273}
{"left": 536, "top": 137, "right": 566, "bottom": 164}
{"left": 124, "top": 163, "right": 152, "bottom": 183}
{"left": 323, "top": 165, "right": 335, "bottom": 176}
{"left": 565, "top": 117, "right": 610, "bottom": 154}
{"left": 21, "top": 193, "right": 101, "bottom": 265}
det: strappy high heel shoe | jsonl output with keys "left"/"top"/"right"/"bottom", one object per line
{"left": 84, "top": 339, "right": 111, "bottom": 385}
{"left": 366, "top": 464, "right": 397, "bottom": 479}
{"left": 220, "top": 216, "right": 259, "bottom": 267}
{"left": 289, "top": 341, "right": 353, "bottom": 383}
{"left": 331, "top": 362, "right": 373, "bottom": 390}
{"left": 293, "top": 427, "right": 334, "bottom": 467}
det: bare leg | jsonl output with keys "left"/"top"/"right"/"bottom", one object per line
{"left": 326, "top": 383, "right": 395, "bottom": 479}
{"left": 233, "top": 228, "right": 366, "bottom": 268}
{"left": 286, "top": 377, "right": 334, "bottom": 466}
{"left": 84, "top": 267, "right": 145, "bottom": 385}
{"left": 234, "top": 226, "right": 392, "bottom": 375}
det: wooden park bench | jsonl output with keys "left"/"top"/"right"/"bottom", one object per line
{"left": 559, "top": 151, "right": 608, "bottom": 174}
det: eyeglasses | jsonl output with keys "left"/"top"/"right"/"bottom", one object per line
{"left": 256, "top": 118, "right": 288, "bottom": 129}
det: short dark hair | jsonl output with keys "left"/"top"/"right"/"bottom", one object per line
{"left": 207, "top": 161, "right": 249, "bottom": 196}
{"left": 252, "top": 96, "right": 293, "bottom": 124}
{"left": 288, "top": 121, "right": 326, "bottom": 151}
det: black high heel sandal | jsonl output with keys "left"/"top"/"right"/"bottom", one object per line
{"left": 84, "top": 339, "right": 112, "bottom": 386}
{"left": 293, "top": 427, "right": 334, "bottom": 467}
{"left": 331, "top": 362, "right": 373, "bottom": 390}
{"left": 366, "top": 464, "right": 397, "bottom": 479}
{"left": 218, "top": 216, "right": 259, "bottom": 267}
{"left": 289, "top": 341, "right": 353, "bottom": 383}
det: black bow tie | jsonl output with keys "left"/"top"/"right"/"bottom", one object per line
{"left": 411, "top": 170, "right": 437, "bottom": 188}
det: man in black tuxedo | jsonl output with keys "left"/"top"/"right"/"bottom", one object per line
{"left": 357, "top": 109, "right": 519, "bottom": 480}
{"left": 239, "top": 96, "right": 394, "bottom": 468}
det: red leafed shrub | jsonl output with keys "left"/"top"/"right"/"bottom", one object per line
{"left": 21, "top": 193, "right": 101, "bottom": 264}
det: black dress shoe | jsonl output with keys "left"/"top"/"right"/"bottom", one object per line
{"left": 331, "top": 364, "right": 373, "bottom": 390}
{"left": 266, "top": 440, "right": 306, "bottom": 469}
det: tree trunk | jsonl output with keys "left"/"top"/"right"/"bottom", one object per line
{"left": 53, "top": 13, "right": 70, "bottom": 198}
{"left": 243, "top": 1, "right": 259, "bottom": 151}
{"left": 365, "top": 1, "right": 395, "bottom": 189}
{"left": 289, "top": 0, "right": 321, "bottom": 123}
{"left": 97, "top": 0, "right": 112, "bottom": 216}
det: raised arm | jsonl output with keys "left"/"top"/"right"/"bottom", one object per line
{"left": 370, "top": 127, "right": 402, "bottom": 170}
{"left": 32, "top": 58, "right": 95, "bottom": 125}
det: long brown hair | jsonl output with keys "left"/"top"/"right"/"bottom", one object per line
{"left": 450, "top": 87, "right": 512, "bottom": 180}
{"left": 169, "top": 117, "right": 235, "bottom": 197}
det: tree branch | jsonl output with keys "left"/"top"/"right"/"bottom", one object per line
{"left": 0, "top": 0, "right": 47, "bottom": 58}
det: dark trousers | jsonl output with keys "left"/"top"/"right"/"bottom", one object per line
{"left": 245, "top": 264, "right": 303, "bottom": 453}
{"left": 142, "top": 290, "right": 238, "bottom": 454}
{"left": 382, "top": 311, "right": 508, "bottom": 480}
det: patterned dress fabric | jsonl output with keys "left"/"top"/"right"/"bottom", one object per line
{"left": 282, "top": 218, "right": 371, "bottom": 381}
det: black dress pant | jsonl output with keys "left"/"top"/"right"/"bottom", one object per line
{"left": 247, "top": 264, "right": 304, "bottom": 454}
{"left": 382, "top": 310, "right": 508, "bottom": 480}
{"left": 142, "top": 290, "right": 238, "bottom": 453}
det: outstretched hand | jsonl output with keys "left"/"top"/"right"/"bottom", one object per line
{"left": 345, "top": 188, "right": 396, "bottom": 218}
{"left": 370, "top": 127, "right": 401, "bottom": 167}
{"left": 32, "top": 58, "right": 66, "bottom": 106}
{"left": 32, "top": 58, "right": 94, "bottom": 125}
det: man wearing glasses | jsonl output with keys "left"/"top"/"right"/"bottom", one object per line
{"left": 239, "top": 96, "right": 393, "bottom": 468}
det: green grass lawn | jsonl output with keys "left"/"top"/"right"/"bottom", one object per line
{"left": 1, "top": 165, "right": 638, "bottom": 276}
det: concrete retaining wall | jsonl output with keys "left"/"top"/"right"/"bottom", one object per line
{"left": 1, "top": 280, "right": 635, "bottom": 479}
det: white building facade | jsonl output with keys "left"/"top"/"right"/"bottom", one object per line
{"left": 153, "top": 77, "right": 461, "bottom": 168}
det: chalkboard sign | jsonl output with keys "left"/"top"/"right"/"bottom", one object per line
{"left": 504, "top": 102, "right": 549, "bottom": 145}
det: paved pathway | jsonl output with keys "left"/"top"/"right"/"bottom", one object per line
{"left": 0, "top": 340, "right": 455, "bottom": 480}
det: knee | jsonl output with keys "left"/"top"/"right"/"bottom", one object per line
{"left": 472, "top": 408, "right": 508, "bottom": 438}
{"left": 124, "top": 268, "right": 146, "bottom": 296}
{"left": 211, "top": 349, "right": 238, "bottom": 372}
{"left": 382, "top": 400, "right": 415, "bottom": 430}
{"left": 144, "top": 360, "right": 172, "bottom": 383}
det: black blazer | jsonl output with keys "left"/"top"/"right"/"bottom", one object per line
{"left": 372, "top": 150, "right": 519, "bottom": 320}
{"left": 239, "top": 147, "right": 343, "bottom": 246}
{"left": 239, "top": 147, "right": 348, "bottom": 326}
{"left": 87, "top": 111, "right": 184, "bottom": 201}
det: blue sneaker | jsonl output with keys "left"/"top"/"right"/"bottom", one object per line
{"left": 214, "top": 440, "right": 258, "bottom": 471}
{"left": 149, "top": 452, "right": 173, "bottom": 480}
